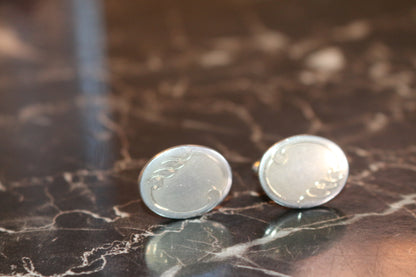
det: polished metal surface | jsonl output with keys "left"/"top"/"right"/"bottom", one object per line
{"left": 139, "top": 145, "right": 232, "bottom": 219}
{"left": 258, "top": 135, "right": 349, "bottom": 208}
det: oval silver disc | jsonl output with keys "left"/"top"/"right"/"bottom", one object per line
{"left": 139, "top": 145, "right": 232, "bottom": 219}
{"left": 258, "top": 135, "right": 349, "bottom": 208}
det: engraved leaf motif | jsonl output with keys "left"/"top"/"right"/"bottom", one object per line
{"left": 149, "top": 150, "right": 194, "bottom": 212}
{"left": 306, "top": 187, "right": 331, "bottom": 198}
{"left": 272, "top": 148, "right": 288, "bottom": 165}
{"left": 327, "top": 168, "right": 344, "bottom": 182}
{"left": 318, "top": 180, "right": 339, "bottom": 190}
{"left": 148, "top": 177, "right": 163, "bottom": 190}
{"left": 160, "top": 152, "right": 192, "bottom": 169}
{"left": 153, "top": 168, "right": 176, "bottom": 178}
{"left": 306, "top": 167, "right": 343, "bottom": 199}
{"left": 161, "top": 160, "right": 185, "bottom": 171}
{"left": 206, "top": 187, "right": 221, "bottom": 203}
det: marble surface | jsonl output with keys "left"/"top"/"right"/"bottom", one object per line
{"left": 0, "top": 0, "right": 415, "bottom": 276}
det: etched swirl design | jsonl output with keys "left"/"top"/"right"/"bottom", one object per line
{"left": 148, "top": 151, "right": 193, "bottom": 192}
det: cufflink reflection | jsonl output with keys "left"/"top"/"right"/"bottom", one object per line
{"left": 145, "top": 220, "right": 232, "bottom": 276}
{"left": 260, "top": 207, "right": 346, "bottom": 261}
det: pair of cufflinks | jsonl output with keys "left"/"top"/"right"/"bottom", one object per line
{"left": 138, "top": 135, "right": 349, "bottom": 219}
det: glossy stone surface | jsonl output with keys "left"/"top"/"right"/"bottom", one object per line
{"left": 1, "top": 0, "right": 416, "bottom": 276}
{"left": 139, "top": 145, "right": 232, "bottom": 218}
{"left": 258, "top": 135, "right": 349, "bottom": 208}
{"left": 145, "top": 219, "right": 233, "bottom": 275}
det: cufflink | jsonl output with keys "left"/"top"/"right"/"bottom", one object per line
{"left": 253, "top": 135, "right": 349, "bottom": 208}
{"left": 139, "top": 145, "right": 232, "bottom": 219}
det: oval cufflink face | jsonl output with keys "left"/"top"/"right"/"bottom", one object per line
{"left": 258, "top": 135, "right": 349, "bottom": 209}
{"left": 139, "top": 145, "right": 232, "bottom": 219}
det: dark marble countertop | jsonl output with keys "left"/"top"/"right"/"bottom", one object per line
{"left": 1, "top": 0, "right": 416, "bottom": 276}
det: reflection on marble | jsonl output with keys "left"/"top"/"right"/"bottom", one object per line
{"left": 260, "top": 208, "right": 345, "bottom": 261}
{"left": 0, "top": 0, "right": 416, "bottom": 276}
{"left": 145, "top": 219, "right": 232, "bottom": 276}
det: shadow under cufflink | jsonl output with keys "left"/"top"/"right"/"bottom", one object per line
{"left": 144, "top": 219, "right": 233, "bottom": 277}
{"left": 258, "top": 207, "right": 346, "bottom": 262}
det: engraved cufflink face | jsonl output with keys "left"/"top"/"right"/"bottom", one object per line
{"left": 257, "top": 135, "right": 349, "bottom": 209}
{"left": 139, "top": 145, "right": 232, "bottom": 219}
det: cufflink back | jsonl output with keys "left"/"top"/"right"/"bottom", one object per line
{"left": 253, "top": 135, "right": 349, "bottom": 209}
{"left": 139, "top": 145, "right": 232, "bottom": 219}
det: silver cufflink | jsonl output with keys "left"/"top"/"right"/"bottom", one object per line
{"left": 253, "top": 135, "right": 349, "bottom": 209}
{"left": 138, "top": 145, "right": 232, "bottom": 219}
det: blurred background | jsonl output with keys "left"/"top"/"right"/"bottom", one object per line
{"left": 0, "top": 0, "right": 415, "bottom": 276}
